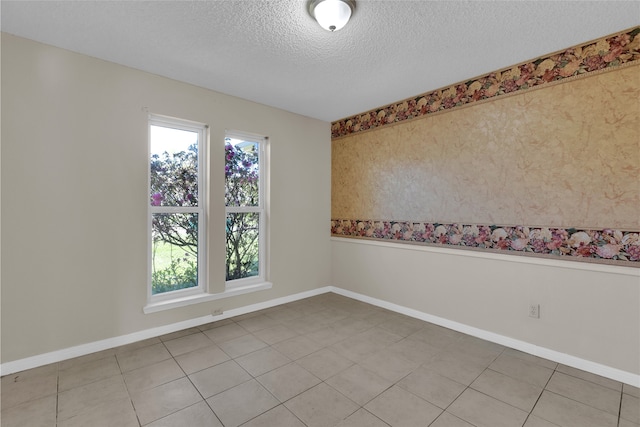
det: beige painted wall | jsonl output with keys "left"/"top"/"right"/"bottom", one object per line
{"left": 333, "top": 65, "right": 640, "bottom": 230}
{"left": 332, "top": 239, "right": 640, "bottom": 375}
{"left": 1, "top": 34, "right": 331, "bottom": 363}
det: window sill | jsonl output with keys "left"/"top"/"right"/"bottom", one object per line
{"left": 143, "top": 282, "right": 273, "bottom": 314}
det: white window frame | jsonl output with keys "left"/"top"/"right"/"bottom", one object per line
{"left": 147, "top": 114, "right": 207, "bottom": 305}
{"left": 225, "top": 131, "right": 269, "bottom": 289}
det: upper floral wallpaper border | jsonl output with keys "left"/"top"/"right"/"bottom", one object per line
{"left": 331, "top": 219, "right": 640, "bottom": 266}
{"left": 331, "top": 27, "right": 640, "bottom": 139}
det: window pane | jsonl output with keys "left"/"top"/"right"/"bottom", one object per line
{"left": 226, "top": 212, "right": 259, "bottom": 281}
{"left": 225, "top": 138, "right": 259, "bottom": 207}
{"left": 150, "top": 125, "right": 198, "bottom": 207}
{"left": 152, "top": 213, "right": 198, "bottom": 294}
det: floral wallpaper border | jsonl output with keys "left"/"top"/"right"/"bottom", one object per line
{"left": 331, "top": 219, "right": 640, "bottom": 266}
{"left": 331, "top": 27, "right": 640, "bottom": 139}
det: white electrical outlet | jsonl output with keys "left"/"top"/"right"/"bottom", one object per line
{"left": 529, "top": 304, "right": 540, "bottom": 319}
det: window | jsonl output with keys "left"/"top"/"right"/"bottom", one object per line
{"left": 145, "top": 119, "right": 270, "bottom": 313}
{"left": 148, "top": 115, "right": 206, "bottom": 301}
{"left": 225, "top": 132, "right": 268, "bottom": 287}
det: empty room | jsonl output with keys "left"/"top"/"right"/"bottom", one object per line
{"left": 1, "top": 1, "right": 639, "bottom": 426}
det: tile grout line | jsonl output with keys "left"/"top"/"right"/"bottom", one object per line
{"left": 184, "top": 321, "right": 234, "bottom": 427}
{"left": 521, "top": 363, "right": 560, "bottom": 427}
{"left": 547, "top": 368, "right": 624, "bottom": 423}
{"left": 616, "top": 386, "right": 623, "bottom": 427}
{"left": 56, "top": 364, "right": 60, "bottom": 427}
{"left": 433, "top": 345, "right": 508, "bottom": 427}
{"left": 239, "top": 308, "right": 390, "bottom": 426}
{"left": 114, "top": 345, "right": 142, "bottom": 427}
{"left": 178, "top": 317, "right": 300, "bottom": 426}
{"left": 224, "top": 315, "right": 316, "bottom": 426}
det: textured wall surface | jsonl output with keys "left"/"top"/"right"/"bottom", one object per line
{"left": 333, "top": 64, "right": 639, "bottom": 229}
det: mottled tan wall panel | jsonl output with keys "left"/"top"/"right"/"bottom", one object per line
{"left": 332, "top": 64, "right": 640, "bottom": 230}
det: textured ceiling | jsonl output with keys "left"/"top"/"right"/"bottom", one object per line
{"left": 2, "top": 1, "right": 638, "bottom": 122}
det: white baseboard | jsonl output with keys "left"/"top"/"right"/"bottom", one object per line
{"left": 330, "top": 286, "right": 640, "bottom": 387}
{"left": 0, "top": 286, "right": 332, "bottom": 376}
{"left": 2, "top": 284, "right": 638, "bottom": 388}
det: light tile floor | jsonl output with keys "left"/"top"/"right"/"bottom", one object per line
{"left": 1, "top": 293, "right": 639, "bottom": 427}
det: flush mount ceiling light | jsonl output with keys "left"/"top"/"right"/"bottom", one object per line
{"left": 309, "top": 0, "right": 355, "bottom": 32}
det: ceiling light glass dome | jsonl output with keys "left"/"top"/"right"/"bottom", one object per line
{"left": 310, "top": 0, "right": 355, "bottom": 32}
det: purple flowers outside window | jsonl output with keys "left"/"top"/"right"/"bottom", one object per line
{"left": 151, "top": 192, "right": 164, "bottom": 206}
